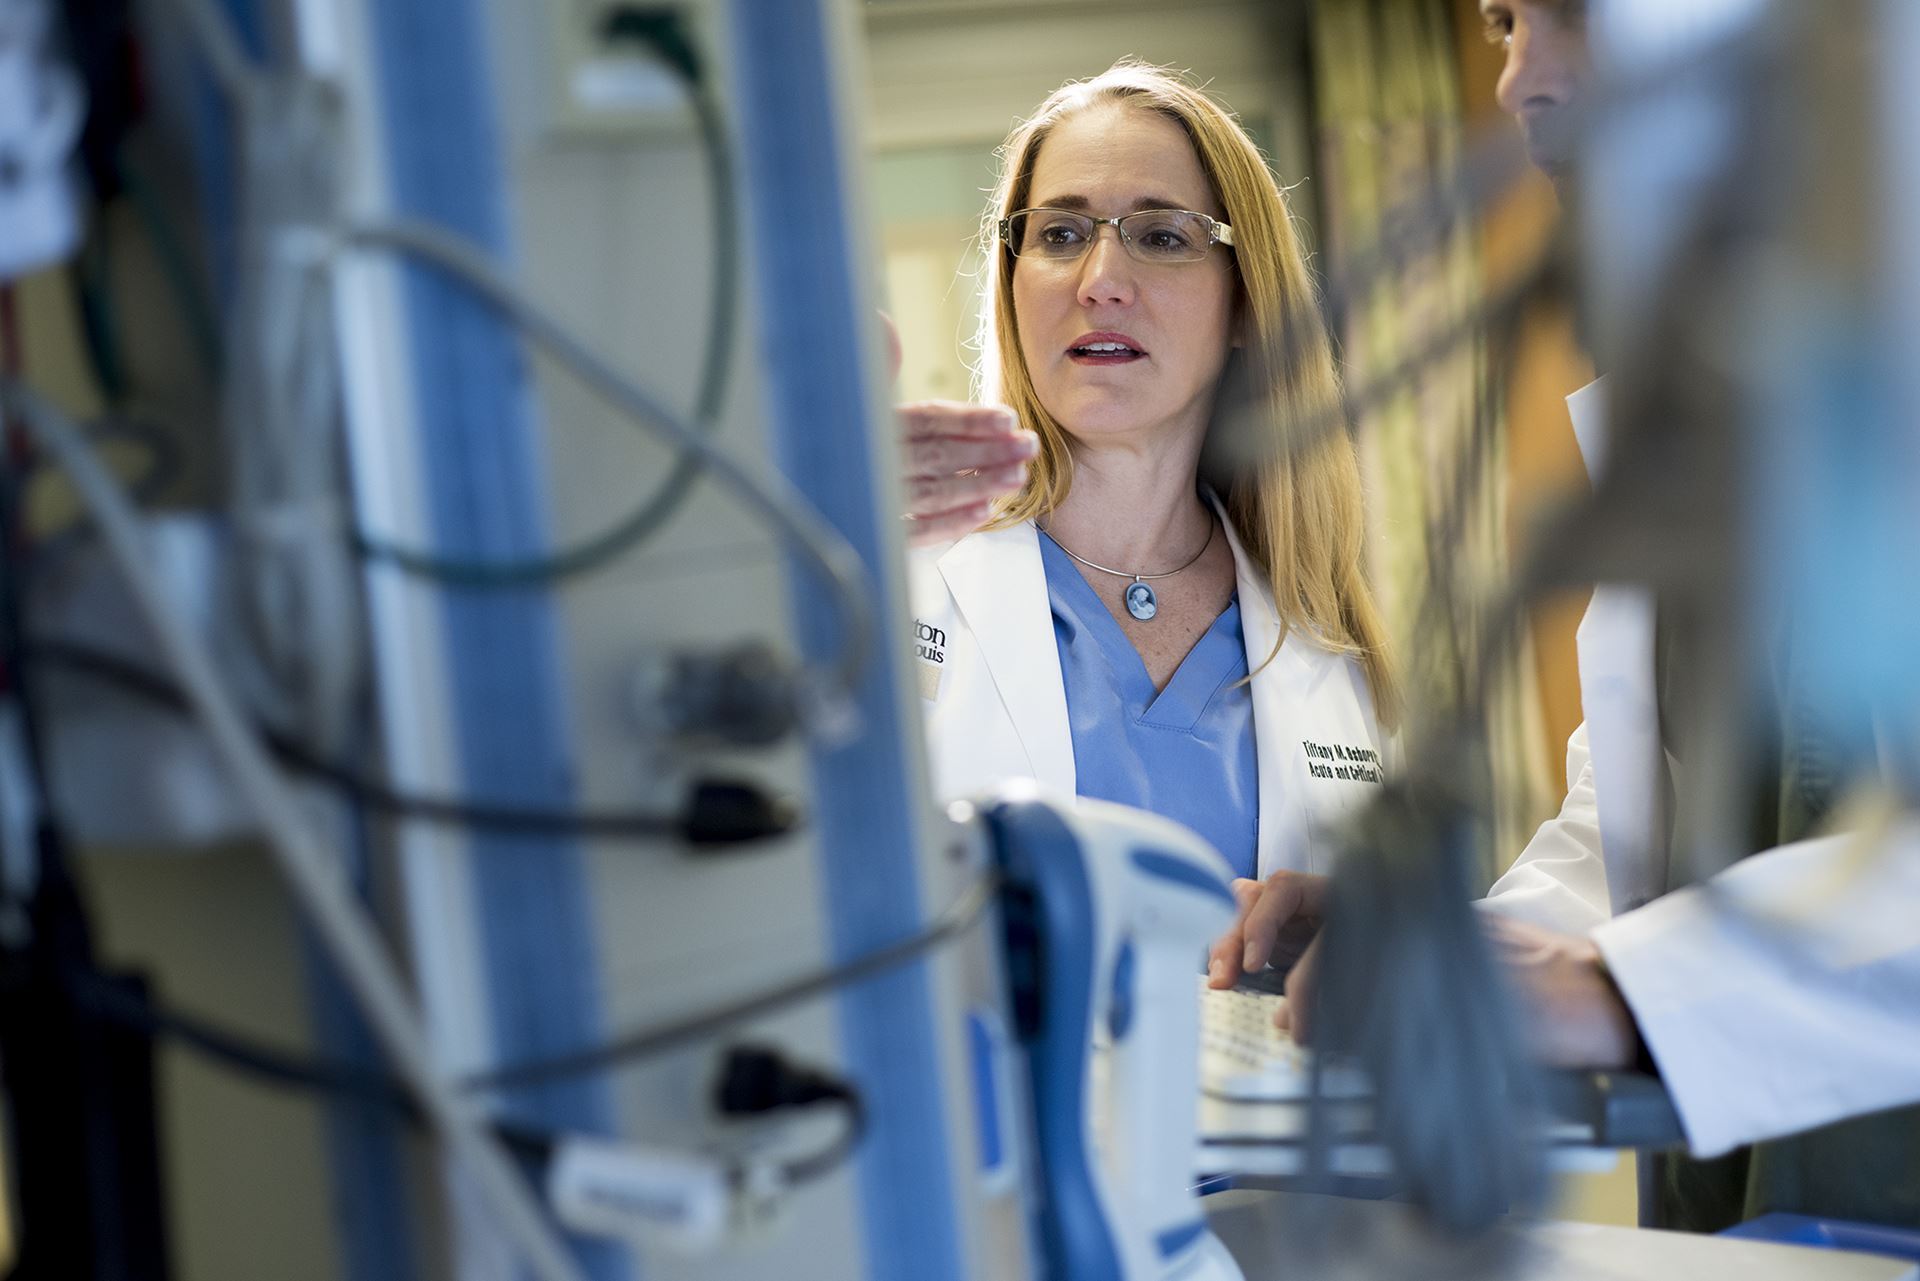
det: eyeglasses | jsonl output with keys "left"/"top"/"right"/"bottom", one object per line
{"left": 999, "top": 207, "right": 1235, "bottom": 265}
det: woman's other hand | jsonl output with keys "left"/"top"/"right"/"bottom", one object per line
{"left": 1207, "top": 869, "right": 1330, "bottom": 990}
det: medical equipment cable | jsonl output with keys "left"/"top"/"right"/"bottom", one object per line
{"left": 23, "top": 637, "right": 798, "bottom": 843}
{"left": 12, "top": 416, "right": 182, "bottom": 549}
{"left": 0, "top": 377, "right": 590, "bottom": 1281}
{"left": 350, "top": 13, "right": 738, "bottom": 588}
{"left": 183, "top": 0, "right": 736, "bottom": 596}
{"left": 65, "top": 972, "right": 868, "bottom": 1189}
{"left": 711, "top": 1042, "right": 868, "bottom": 1183}
{"left": 3, "top": 358, "right": 948, "bottom": 1152}
{"left": 162, "top": 0, "right": 870, "bottom": 715}
{"left": 464, "top": 868, "right": 1000, "bottom": 1092}
{"left": 200, "top": 55, "right": 366, "bottom": 760}
{"left": 341, "top": 217, "right": 874, "bottom": 713}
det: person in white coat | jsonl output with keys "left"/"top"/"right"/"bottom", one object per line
{"left": 906, "top": 62, "right": 1397, "bottom": 897}
{"left": 1480, "top": 12, "right": 1918, "bottom": 1235}
{"left": 1215, "top": 0, "right": 1920, "bottom": 1235}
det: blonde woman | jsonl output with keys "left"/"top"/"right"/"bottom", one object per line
{"left": 905, "top": 63, "right": 1394, "bottom": 926}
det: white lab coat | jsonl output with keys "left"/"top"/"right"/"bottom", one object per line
{"left": 909, "top": 498, "right": 1387, "bottom": 879}
{"left": 1484, "top": 376, "right": 1668, "bottom": 934}
{"left": 1485, "top": 378, "right": 1920, "bottom": 1158}
{"left": 1595, "top": 825, "right": 1920, "bottom": 1158}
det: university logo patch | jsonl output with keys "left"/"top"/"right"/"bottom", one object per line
{"left": 913, "top": 619, "right": 946, "bottom": 699}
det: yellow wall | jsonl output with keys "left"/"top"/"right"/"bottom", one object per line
{"left": 1450, "top": 0, "right": 1594, "bottom": 798}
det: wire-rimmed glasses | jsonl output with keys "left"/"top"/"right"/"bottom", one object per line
{"left": 999, "top": 207, "right": 1235, "bottom": 265}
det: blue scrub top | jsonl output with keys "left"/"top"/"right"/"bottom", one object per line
{"left": 1039, "top": 531, "right": 1260, "bottom": 880}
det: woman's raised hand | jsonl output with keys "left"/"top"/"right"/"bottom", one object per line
{"left": 878, "top": 311, "right": 1036, "bottom": 548}
{"left": 898, "top": 400, "right": 1037, "bottom": 547}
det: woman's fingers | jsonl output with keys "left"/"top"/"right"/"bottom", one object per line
{"left": 901, "top": 418, "right": 1036, "bottom": 481}
{"left": 1207, "top": 878, "right": 1264, "bottom": 989}
{"left": 905, "top": 464, "right": 1029, "bottom": 513}
{"left": 898, "top": 399, "right": 1022, "bottom": 444}
{"left": 897, "top": 402, "right": 1036, "bottom": 545}
{"left": 1240, "top": 871, "right": 1329, "bottom": 973}
{"left": 902, "top": 499, "right": 998, "bottom": 548}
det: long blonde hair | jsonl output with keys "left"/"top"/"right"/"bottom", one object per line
{"left": 978, "top": 61, "right": 1398, "bottom": 723}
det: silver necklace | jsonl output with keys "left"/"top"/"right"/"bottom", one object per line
{"left": 1040, "top": 518, "right": 1215, "bottom": 621}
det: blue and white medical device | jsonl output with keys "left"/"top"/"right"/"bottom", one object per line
{"left": 979, "top": 788, "right": 1248, "bottom": 1281}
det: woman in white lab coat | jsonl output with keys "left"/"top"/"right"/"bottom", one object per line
{"left": 906, "top": 63, "right": 1396, "bottom": 885}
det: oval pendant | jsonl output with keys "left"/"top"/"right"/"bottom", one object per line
{"left": 1124, "top": 580, "right": 1158, "bottom": 621}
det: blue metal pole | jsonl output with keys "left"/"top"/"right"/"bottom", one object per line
{"left": 360, "top": 1, "right": 623, "bottom": 1276}
{"left": 728, "top": 4, "right": 967, "bottom": 1279}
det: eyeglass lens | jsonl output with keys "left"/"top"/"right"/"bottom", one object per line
{"left": 1007, "top": 209, "right": 1216, "bottom": 264}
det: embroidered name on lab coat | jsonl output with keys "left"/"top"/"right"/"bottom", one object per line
{"left": 1301, "top": 739, "right": 1382, "bottom": 784}
{"left": 913, "top": 619, "right": 946, "bottom": 699}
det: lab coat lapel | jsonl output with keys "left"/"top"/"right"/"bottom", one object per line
{"left": 1568, "top": 377, "right": 1667, "bottom": 911}
{"left": 937, "top": 523, "right": 1076, "bottom": 795}
{"left": 1211, "top": 496, "right": 1307, "bottom": 878}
